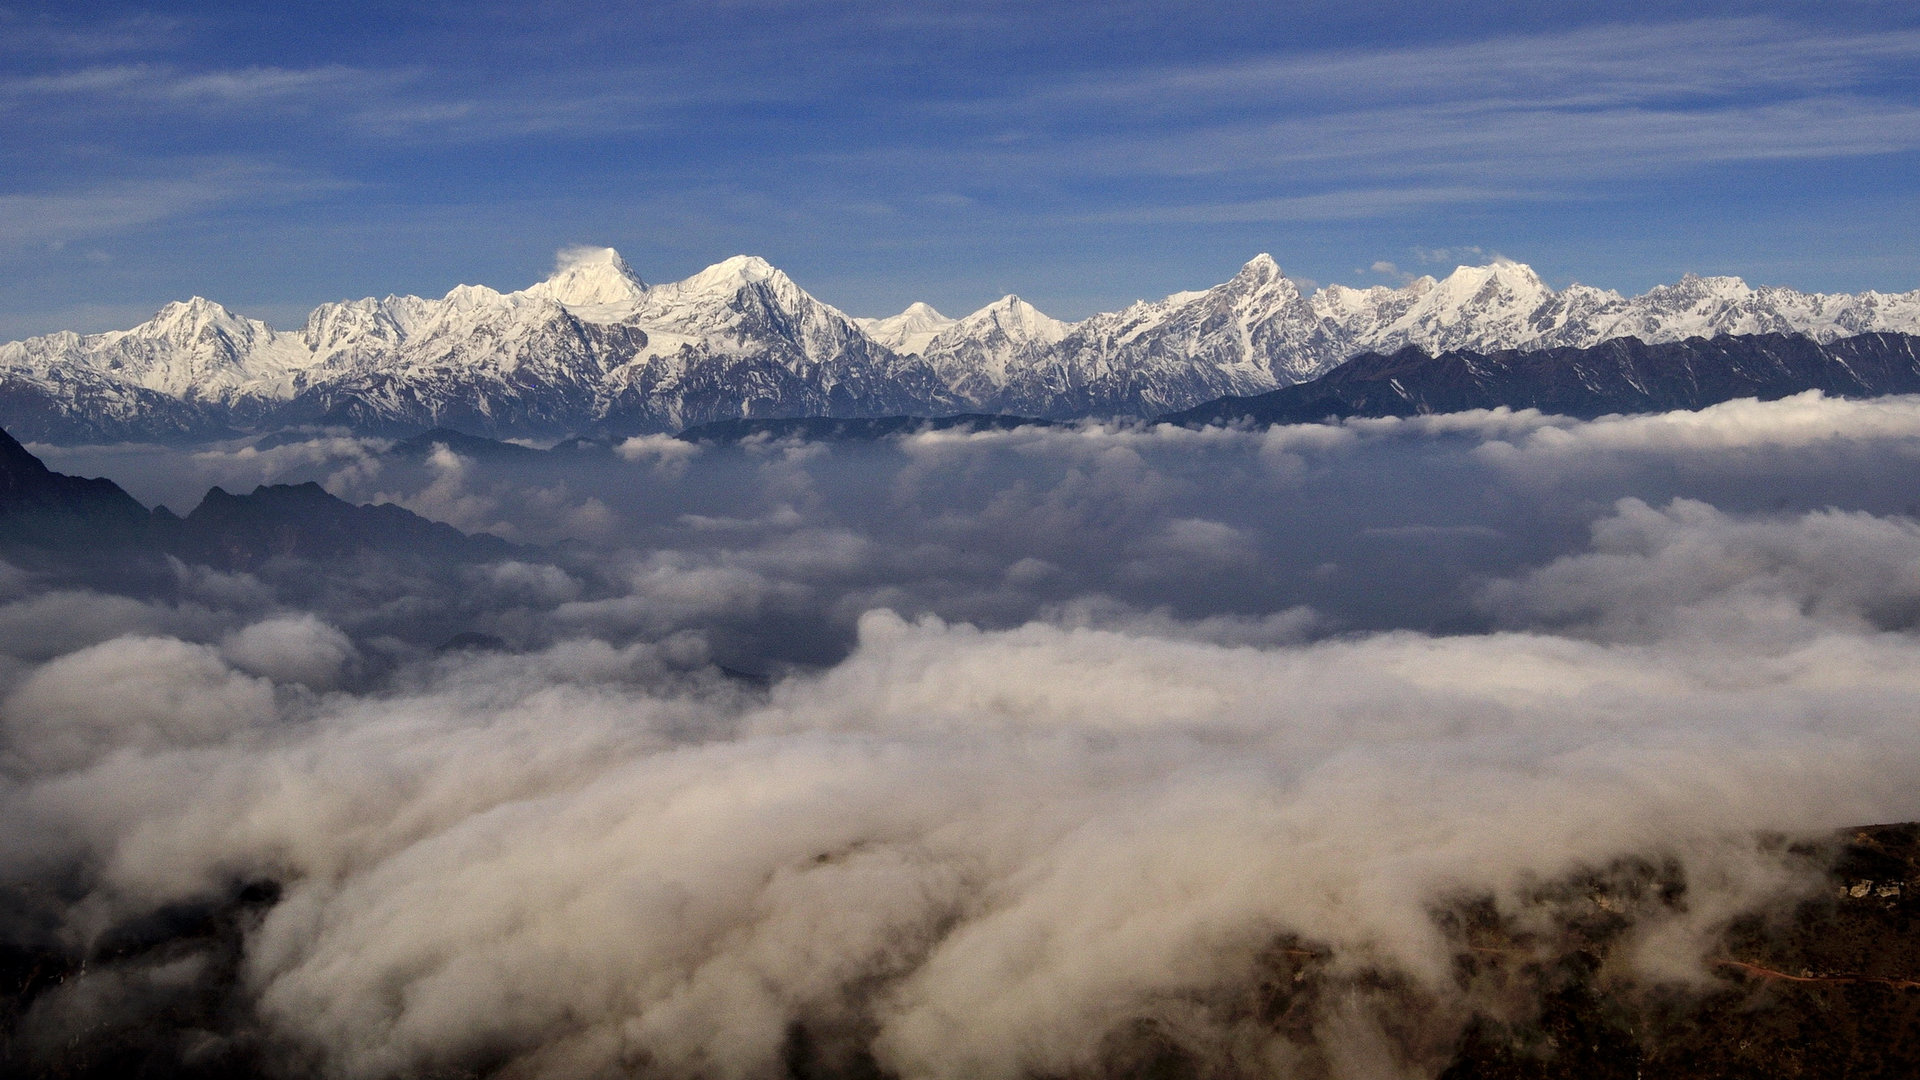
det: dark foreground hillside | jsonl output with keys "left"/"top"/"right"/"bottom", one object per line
{"left": 1432, "top": 823, "right": 1920, "bottom": 1080}
{"left": 2, "top": 824, "right": 1917, "bottom": 1079}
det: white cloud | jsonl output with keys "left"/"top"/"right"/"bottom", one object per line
{"left": 0, "top": 164, "right": 352, "bottom": 251}
{"left": 11, "top": 396, "right": 1920, "bottom": 1074}
{"left": 221, "top": 615, "right": 358, "bottom": 689}
{"left": 3, "top": 636, "right": 274, "bottom": 773}
{"left": 7, "top": 581, "right": 1916, "bottom": 1076}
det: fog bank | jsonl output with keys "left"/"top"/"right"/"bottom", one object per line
{"left": 9, "top": 394, "right": 1920, "bottom": 1077}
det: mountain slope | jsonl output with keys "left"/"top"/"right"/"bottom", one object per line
{"left": 1164, "top": 332, "right": 1920, "bottom": 427}
{"left": 0, "top": 424, "right": 514, "bottom": 573}
{"left": 165, "top": 482, "right": 516, "bottom": 571}
{"left": 853, "top": 302, "right": 955, "bottom": 355}
{"left": 0, "top": 425, "right": 154, "bottom": 551}
{"left": 5, "top": 249, "right": 1920, "bottom": 441}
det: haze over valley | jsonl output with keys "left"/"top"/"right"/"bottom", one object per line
{"left": 0, "top": 388, "right": 1919, "bottom": 1076}
{"left": 6, "top": 0, "right": 1920, "bottom": 1076}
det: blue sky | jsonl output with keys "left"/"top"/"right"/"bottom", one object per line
{"left": 3, "top": 0, "right": 1918, "bottom": 338}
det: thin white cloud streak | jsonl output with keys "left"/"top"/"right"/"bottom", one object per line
{"left": 0, "top": 11, "right": 184, "bottom": 58}
{"left": 1077, "top": 186, "right": 1537, "bottom": 224}
{"left": 0, "top": 63, "right": 382, "bottom": 106}
{"left": 1050, "top": 20, "right": 1920, "bottom": 113}
{"left": 822, "top": 17, "right": 1920, "bottom": 219}
{"left": 0, "top": 165, "right": 354, "bottom": 251}
{"left": 1474, "top": 391, "right": 1920, "bottom": 459}
{"left": 0, "top": 57, "right": 742, "bottom": 145}
{"left": 881, "top": 95, "right": 1920, "bottom": 213}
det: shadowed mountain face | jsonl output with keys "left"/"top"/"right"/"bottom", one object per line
{"left": 0, "top": 429, "right": 511, "bottom": 574}
{"left": 387, "top": 426, "right": 543, "bottom": 462}
{"left": 359, "top": 332, "right": 1920, "bottom": 450}
{"left": 1164, "top": 332, "right": 1920, "bottom": 427}
{"left": 163, "top": 482, "right": 515, "bottom": 571}
{"left": 0, "top": 426, "right": 158, "bottom": 556}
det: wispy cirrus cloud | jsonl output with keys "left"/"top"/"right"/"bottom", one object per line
{"left": 1076, "top": 187, "right": 1534, "bottom": 225}
{"left": 1057, "top": 96, "right": 1920, "bottom": 183}
{"left": 1046, "top": 20, "right": 1920, "bottom": 111}
{"left": 0, "top": 57, "right": 745, "bottom": 145}
{"left": 0, "top": 9, "right": 184, "bottom": 58}
{"left": 0, "top": 63, "right": 399, "bottom": 112}
{"left": 810, "top": 18, "right": 1920, "bottom": 224}
{"left": 3, "top": 5, "right": 1918, "bottom": 337}
{"left": 0, "top": 164, "right": 353, "bottom": 251}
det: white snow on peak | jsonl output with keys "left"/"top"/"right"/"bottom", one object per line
{"left": 915, "top": 294, "right": 1072, "bottom": 396}
{"left": 1437, "top": 259, "right": 1548, "bottom": 298}
{"left": 135, "top": 297, "right": 269, "bottom": 347}
{"left": 6, "top": 247, "right": 1920, "bottom": 439}
{"left": 1356, "top": 260, "right": 1556, "bottom": 350}
{"left": 953, "top": 295, "right": 1070, "bottom": 345}
{"left": 671, "top": 255, "right": 786, "bottom": 297}
{"left": 855, "top": 301, "right": 956, "bottom": 355}
{"left": 150, "top": 295, "right": 233, "bottom": 324}
{"left": 441, "top": 283, "right": 509, "bottom": 310}
{"left": 1237, "top": 253, "right": 1284, "bottom": 280}
{"left": 135, "top": 297, "right": 278, "bottom": 345}
{"left": 525, "top": 246, "right": 648, "bottom": 309}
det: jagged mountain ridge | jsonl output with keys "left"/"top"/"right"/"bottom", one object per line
{"left": 0, "top": 423, "right": 513, "bottom": 571}
{"left": 5, "top": 247, "right": 1919, "bottom": 441}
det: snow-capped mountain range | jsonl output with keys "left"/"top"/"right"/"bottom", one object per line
{"left": 5, "top": 247, "right": 1919, "bottom": 442}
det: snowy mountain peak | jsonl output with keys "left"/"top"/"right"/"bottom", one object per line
{"left": 856, "top": 302, "right": 956, "bottom": 355}
{"left": 676, "top": 254, "right": 786, "bottom": 296}
{"left": 136, "top": 297, "right": 284, "bottom": 357}
{"left": 147, "top": 296, "right": 242, "bottom": 332}
{"left": 1440, "top": 259, "right": 1546, "bottom": 291}
{"left": 1236, "top": 253, "right": 1284, "bottom": 282}
{"left": 6, "top": 248, "right": 1920, "bottom": 443}
{"left": 958, "top": 295, "right": 1070, "bottom": 344}
{"left": 439, "top": 283, "right": 510, "bottom": 313}
{"left": 895, "top": 301, "right": 948, "bottom": 323}
{"left": 1666, "top": 273, "right": 1753, "bottom": 299}
{"left": 1414, "top": 261, "right": 1552, "bottom": 321}
{"left": 526, "top": 246, "right": 647, "bottom": 308}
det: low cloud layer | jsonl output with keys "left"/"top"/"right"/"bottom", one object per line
{"left": 11, "top": 395, "right": 1920, "bottom": 1077}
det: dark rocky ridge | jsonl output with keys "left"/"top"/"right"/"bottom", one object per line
{"left": 0, "top": 425, "right": 153, "bottom": 553}
{"left": 387, "top": 426, "right": 544, "bottom": 462}
{"left": 1163, "top": 332, "right": 1920, "bottom": 428}
{"left": 161, "top": 481, "right": 514, "bottom": 571}
{"left": 0, "top": 427, "right": 512, "bottom": 574}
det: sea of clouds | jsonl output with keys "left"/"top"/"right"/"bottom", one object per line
{"left": 9, "top": 391, "right": 1920, "bottom": 1078}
